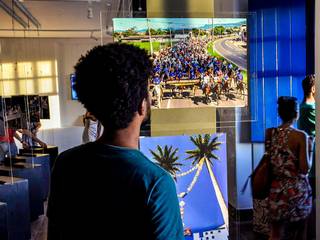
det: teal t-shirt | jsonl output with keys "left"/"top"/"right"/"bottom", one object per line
{"left": 47, "top": 142, "right": 184, "bottom": 240}
{"left": 298, "top": 102, "right": 316, "bottom": 137}
{"left": 298, "top": 101, "right": 316, "bottom": 178}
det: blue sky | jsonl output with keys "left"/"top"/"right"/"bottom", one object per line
{"left": 140, "top": 134, "right": 228, "bottom": 231}
{"left": 113, "top": 18, "right": 246, "bottom": 32}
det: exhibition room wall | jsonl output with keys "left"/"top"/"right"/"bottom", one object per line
{"left": 0, "top": 37, "right": 103, "bottom": 151}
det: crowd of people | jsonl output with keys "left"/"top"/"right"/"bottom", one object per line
{"left": 151, "top": 37, "right": 245, "bottom": 94}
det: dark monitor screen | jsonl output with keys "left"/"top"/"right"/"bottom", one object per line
{"left": 70, "top": 74, "right": 78, "bottom": 100}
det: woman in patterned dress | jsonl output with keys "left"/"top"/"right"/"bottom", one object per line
{"left": 266, "top": 96, "right": 312, "bottom": 240}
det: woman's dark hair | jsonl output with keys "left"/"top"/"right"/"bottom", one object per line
{"left": 302, "top": 75, "right": 315, "bottom": 98}
{"left": 277, "top": 96, "right": 298, "bottom": 122}
{"left": 74, "top": 43, "right": 152, "bottom": 130}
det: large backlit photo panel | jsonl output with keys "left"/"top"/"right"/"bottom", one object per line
{"left": 113, "top": 18, "right": 247, "bottom": 109}
{"left": 140, "top": 133, "right": 228, "bottom": 239}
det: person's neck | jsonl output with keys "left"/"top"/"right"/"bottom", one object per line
{"left": 98, "top": 125, "right": 140, "bottom": 149}
{"left": 304, "top": 94, "right": 315, "bottom": 103}
{"left": 280, "top": 120, "right": 294, "bottom": 129}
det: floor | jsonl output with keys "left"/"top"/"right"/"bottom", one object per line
{"left": 31, "top": 215, "right": 47, "bottom": 240}
{"left": 30, "top": 213, "right": 260, "bottom": 240}
{"left": 31, "top": 202, "right": 47, "bottom": 240}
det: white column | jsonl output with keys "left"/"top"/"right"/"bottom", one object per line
{"left": 315, "top": 0, "right": 320, "bottom": 239}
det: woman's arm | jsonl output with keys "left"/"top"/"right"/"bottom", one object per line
{"left": 298, "top": 132, "right": 311, "bottom": 174}
{"left": 14, "top": 130, "right": 29, "bottom": 149}
{"left": 19, "top": 129, "right": 47, "bottom": 148}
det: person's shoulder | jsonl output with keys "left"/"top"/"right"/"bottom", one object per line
{"left": 265, "top": 127, "right": 275, "bottom": 138}
{"left": 300, "top": 101, "right": 316, "bottom": 109}
{"left": 54, "top": 143, "right": 94, "bottom": 167}
{"left": 58, "top": 143, "right": 91, "bottom": 158}
{"left": 290, "top": 128, "right": 308, "bottom": 140}
{"left": 128, "top": 150, "right": 169, "bottom": 178}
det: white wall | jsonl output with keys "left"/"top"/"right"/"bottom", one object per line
{"left": 54, "top": 38, "right": 102, "bottom": 127}
{"left": 0, "top": 37, "right": 108, "bottom": 151}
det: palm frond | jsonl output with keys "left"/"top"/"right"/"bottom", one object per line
{"left": 149, "top": 145, "right": 182, "bottom": 175}
{"left": 150, "top": 149, "right": 162, "bottom": 162}
{"left": 204, "top": 134, "right": 210, "bottom": 146}
{"left": 198, "top": 134, "right": 203, "bottom": 145}
{"left": 157, "top": 145, "right": 164, "bottom": 157}
{"left": 169, "top": 148, "right": 179, "bottom": 162}
{"left": 209, "top": 136, "right": 218, "bottom": 145}
{"left": 189, "top": 136, "right": 199, "bottom": 148}
{"left": 206, "top": 152, "right": 219, "bottom": 160}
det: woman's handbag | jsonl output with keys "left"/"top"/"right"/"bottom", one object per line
{"left": 251, "top": 153, "right": 272, "bottom": 199}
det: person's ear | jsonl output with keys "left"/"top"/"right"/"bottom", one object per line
{"left": 312, "top": 86, "right": 316, "bottom": 94}
{"left": 138, "top": 98, "right": 147, "bottom": 117}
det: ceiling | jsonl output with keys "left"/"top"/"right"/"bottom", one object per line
{"left": 0, "top": 0, "right": 133, "bottom": 38}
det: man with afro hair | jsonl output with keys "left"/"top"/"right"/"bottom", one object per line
{"left": 47, "top": 43, "right": 184, "bottom": 240}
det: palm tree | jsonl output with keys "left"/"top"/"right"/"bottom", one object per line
{"left": 184, "top": 134, "right": 228, "bottom": 227}
{"left": 186, "top": 134, "right": 221, "bottom": 166}
{"left": 150, "top": 145, "right": 182, "bottom": 180}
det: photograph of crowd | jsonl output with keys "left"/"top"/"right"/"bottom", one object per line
{"left": 113, "top": 18, "right": 247, "bottom": 109}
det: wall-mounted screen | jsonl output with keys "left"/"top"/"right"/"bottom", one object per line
{"left": 70, "top": 73, "right": 78, "bottom": 100}
{"left": 113, "top": 18, "right": 247, "bottom": 109}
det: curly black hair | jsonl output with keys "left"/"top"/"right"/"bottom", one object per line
{"left": 74, "top": 43, "right": 152, "bottom": 130}
{"left": 277, "top": 96, "right": 298, "bottom": 122}
{"left": 302, "top": 75, "right": 315, "bottom": 98}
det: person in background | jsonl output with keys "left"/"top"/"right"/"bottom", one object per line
{"left": 297, "top": 75, "right": 316, "bottom": 240}
{"left": 18, "top": 121, "right": 47, "bottom": 149}
{"left": 298, "top": 75, "right": 316, "bottom": 195}
{"left": 47, "top": 44, "right": 184, "bottom": 240}
{"left": 82, "top": 111, "right": 102, "bottom": 143}
{"left": 0, "top": 123, "right": 29, "bottom": 162}
{"left": 267, "top": 96, "right": 312, "bottom": 240}
{"left": 151, "top": 73, "right": 162, "bottom": 108}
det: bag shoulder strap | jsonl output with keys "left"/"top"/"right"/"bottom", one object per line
{"left": 241, "top": 128, "right": 276, "bottom": 194}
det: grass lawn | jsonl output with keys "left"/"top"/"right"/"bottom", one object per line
{"left": 207, "top": 42, "right": 223, "bottom": 58}
{"left": 207, "top": 42, "right": 248, "bottom": 84}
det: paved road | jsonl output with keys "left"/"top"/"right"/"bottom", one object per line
{"left": 152, "top": 89, "right": 247, "bottom": 109}
{"left": 213, "top": 37, "right": 247, "bottom": 70}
